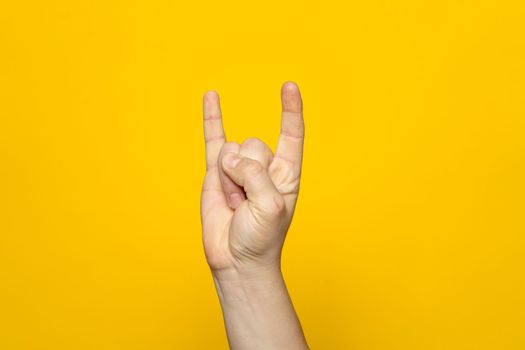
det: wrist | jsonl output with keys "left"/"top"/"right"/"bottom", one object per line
{"left": 212, "top": 260, "right": 282, "bottom": 281}
{"left": 212, "top": 262, "right": 286, "bottom": 306}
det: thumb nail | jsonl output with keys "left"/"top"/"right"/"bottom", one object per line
{"left": 224, "top": 153, "right": 241, "bottom": 169}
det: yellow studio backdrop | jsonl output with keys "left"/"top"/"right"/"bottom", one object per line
{"left": 1, "top": 1, "right": 524, "bottom": 349}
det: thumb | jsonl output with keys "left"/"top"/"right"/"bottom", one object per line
{"left": 221, "top": 152, "right": 285, "bottom": 217}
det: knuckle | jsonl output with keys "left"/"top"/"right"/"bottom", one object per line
{"left": 269, "top": 194, "right": 286, "bottom": 216}
{"left": 221, "top": 141, "right": 239, "bottom": 152}
{"left": 261, "top": 195, "right": 285, "bottom": 219}
{"left": 242, "top": 137, "right": 264, "bottom": 148}
{"left": 241, "top": 138, "right": 274, "bottom": 166}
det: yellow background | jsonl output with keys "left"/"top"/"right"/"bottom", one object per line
{"left": 1, "top": 1, "right": 524, "bottom": 349}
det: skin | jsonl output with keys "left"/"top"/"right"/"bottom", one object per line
{"left": 200, "top": 81, "right": 309, "bottom": 349}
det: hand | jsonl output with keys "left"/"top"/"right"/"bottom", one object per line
{"left": 200, "top": 81, "right": 304, "bottom": 275}
{"left": 200, "top": 82, "right": 309, "bottom": 350}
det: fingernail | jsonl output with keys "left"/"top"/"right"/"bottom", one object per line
{"left": 228, "top": 193, "right": 244, "bottom": 209}
{"left": 224, "top": 153, "right": 241, "bottom": 169}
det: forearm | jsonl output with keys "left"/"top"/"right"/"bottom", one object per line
{"left": 212, "top": 264, "right": 309, "bottom": 350}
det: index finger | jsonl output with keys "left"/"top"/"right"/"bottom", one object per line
{"left": 275, "top": 81, "right": 304, "bottom": 171}
{"left": 203, "top": 90, "right": 226, "bottom": 170}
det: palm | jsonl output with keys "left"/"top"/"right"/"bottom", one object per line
{"left": 200, "top": 82, "right": 304, "bottom": 271}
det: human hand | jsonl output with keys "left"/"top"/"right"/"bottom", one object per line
{"left": 200, "top": 81, "right": 304, "bottom": 276}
